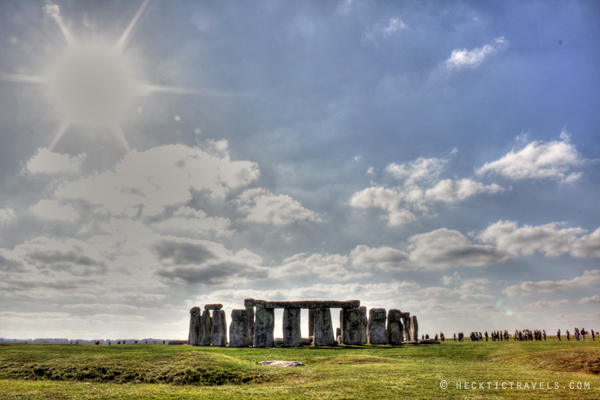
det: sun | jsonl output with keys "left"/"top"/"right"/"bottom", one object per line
{"left": 0, "top": 1, "right": 235, "bottom": 151}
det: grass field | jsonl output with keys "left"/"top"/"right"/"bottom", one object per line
{"left": 1, "top": 338, "right": 598, "bottom": 399}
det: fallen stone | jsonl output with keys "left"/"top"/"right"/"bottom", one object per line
{"left": 199, "top": 309, "right": 212, "bottom": 346}
{"left": 211, "top": 309, "right": 227, "bottom": 347}
{"left": 259, "top": 361, "right": 305, "bottom": 367}
{"left": 313, "top": 307, "right": 335, "bottom": 346}
{"left": 254, "top": 307, "right": 274, "bottom": 347}
{"left": 387, "top": 309, "right": 403, "bottom": 345}
{"left": 204, "top": 304, "right": 223, "bottom": 310}
{"left": 229, "top": 309, "right": 247, "bottom": 347}
{"left": 188, "top": 307, "right": 201, "bottom": 346}
{"left": 404, "top": 340, "right": 419, "bottom": 345}
{"left": 368, "top": 308, "right": 388, "bottom": 345}
{"left": 282, "top": 308, "right": 302, "bottom": 347}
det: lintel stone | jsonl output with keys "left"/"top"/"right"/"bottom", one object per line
{"left": 204, "top": 304, "right": 223, "bottom": 310}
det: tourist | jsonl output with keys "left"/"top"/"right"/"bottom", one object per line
{"left": 453, "top": 333, "right": 456, "bottom": 341}
{"left": 566, "top": 330, "right": 570, "bottom": 340}
{"left": 592, "top": 330, "right": 596, "bottom": 341}
{"left": 581, "top": 328, "right": 586, "bottom": 341}
{"left": 557, "top": 329, "right": 561, "bottom": 340}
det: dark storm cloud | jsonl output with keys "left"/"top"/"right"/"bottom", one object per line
{"left": 152, "top": 240, "right": 216, "bottom": 265}
{"left": 155, "top": 261, "right": 266, "bottom": 285}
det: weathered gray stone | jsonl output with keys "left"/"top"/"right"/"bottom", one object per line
{"left": 359, "top": 306, "right": 368, "bottom": 345}
{"left": 403, "top": 315, "right": 411, "bottom": 343}
{"left": 229, "top": 309, "right": 247, "bottom": 347}
{"left": 204, "top": 303, "right": 223, "bottom": 310}
{"left": 244, "top": 298, "right": 256, "bottom": 307}
{"left": 313, "top": 307, "right": 336, "bottom": 346}
{"left": 419, "top": 339, "right": 440, "bottom": 344}
{"left": 336, "top": 335, "right": 343, "bottom": 344}
{"left": 199, "top": 309, "right": 212, "bottom": 346}
{"left": 342, "top": 307, "right": 363, "bottom": 345}
{"left": 308, "top": 309, "right": 315, "bottom": 337}
{"left": 283, "top": 308, "right": 302, "bottom": 347}
{"left": 368, "top": 308, "right": 388, "bottom": 345}
{"left": 260, "top": 300, "right": 360, "bottom": 309}
{"left": 211, "top": 309, "right": 227, "bottom": 347}
{"left": 387, "top": 309, "right": 403, "bottom": 345}
{"left": 255, "top": 300, "right": 266, "bottom": 308}
{"left": 254, "top": 307, "right": 274, "bottom": 347}
{"left": 259, "top": 360, "right": 305, "bottom": 367}
{"left": 336, "top": 327, "right": 341, "bottom": 338}
{"left": 188, "top": 307, "right": 201, "bottom": 346}
{"left": 274, "top": 337, "right": 283, "bottom": 346}
{"left": 302, "top": 337, "right": 312, "bottom": 345}
{"left": 339, "top": 309, "right": 344, "bottom": 338}
{"left": 409, "top": 315, "right": 419, "bottom": 342}
{"left": 245, "top": 305, "right": 255, "bottom": 347}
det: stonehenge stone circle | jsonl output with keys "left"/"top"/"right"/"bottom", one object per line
{"left": 229, "top": 309, "right": 247, "bottom": 347}
{"left": 188, "top": 299, "right": 419, "bottom": 348}
{"left": 368, "top": 308, "right": 388, "bottom": 345}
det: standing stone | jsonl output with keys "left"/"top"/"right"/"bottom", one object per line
{"left": 410, "top": 315, "right": 419, "bottom": 342}
{"left": 313, "top": 307, "right": 335, "bottom": 346}
{"left": 339, "top": 309, "right": 344, "bottom": 338}
{"left": 387, "top": 309, "right": 404, "bottom": 345}
{"left": 282, "top": 308, "right": 302, "bottom": 347}
{"left": 199, "top": 309, "right": 212, "bottom": 346}
{"left": 401, "top": 313, "right": 410, "bottom": 342}
{"left": 308, "top": 309, "right": 315, "bottom": 337}
{"left": 368, "top": 308, "right": 388, "bottom": 345}
{"left": 342, "top": 307, "right": 362, "bottom": 345}
{"left": 254, "top": 307, "right": 275, "bottom": 347}
{"left": 244, "top": 299, "right": 255, "bottom": 347}
{"left": 359, "top": 306, "right": 368, "bottom": 345}
{"left": 211, "top": 309, "right": 227, "bottom": 347}
{"left": 336, "top": 327, "right": 341, "bottom": 338}
{"left": 229, "top": 309, "right": 247, "bottom": 347}
{"left": 188, "top": 307, "right": 201, "bottom": 346}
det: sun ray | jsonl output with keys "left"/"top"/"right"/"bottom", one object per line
{"left": 0, "top": 73, "right": 49, "bottom": 84}
{"left": 45, "top": 4, "right": 77, "bottom": 47}
{"left": 138, "top": 83, "right": 251, "bottom": 98}
{"left": 48, "top": 118, "right": 72, "bottom": 150}
{"left": 114, "top": 0, "right": 150, "bottom": 54}
{"left": 109, "top": 124, "right": 131, "bottom": 151}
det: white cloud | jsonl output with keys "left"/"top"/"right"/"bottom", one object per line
{"left": 525, "top": 299, "right": 571, "bottom": 309}
{"left": 26, "top": 148, "right": 85, "bottom": 174}
{"left": 152, "top": 206, "right": 231, "bottom": 237}
{"left": 272, "top": 252, "right": 369, "bottom": 281}
{"left": 350, "top": 245, "right": 410, "bottom": 271}
{"left": 479, "top": 220, "right": 600, "bottom": 258}
{"left": 366, "top": 167, "right": 375, "bottom": 175}
{"left": 408, "top": 228, "right": 509, "bottom": 268}
{"left": 32, "top": 200, "right": 80, "bottom": 222}
{"left": 503, "top": 269, "right": 600, "bottom": 296}
{"left": 362, "top": 16, "right": 408, "bottom": 44}
{"left": 577, "top": 295, "right": 600, "bottom": 304}
{"left": 55, "top": 143, "right": 259, "bottom": 217}
{"left": 477, "top": 132, "right": 585, "bottom": 182}
{"left": 445, "top": 36, "right": 507, "bottom": 69}
{"left": 235, "top": 188, "right": 319, "bottom": 226}
{"left": 0, "top": 207, "right": 16, "bottom": 226}
{"left": 349, "top": 186, "right": 417, "bottom": 226}
{"left": 351, "top": 156, "right": 504, "bottom": 226}
{"left": 425, "top": 178, "right": 504, "bottom": 202}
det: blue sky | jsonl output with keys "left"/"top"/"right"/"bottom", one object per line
{"left": 0, "top": 0, "right": 598, "bottom": 340}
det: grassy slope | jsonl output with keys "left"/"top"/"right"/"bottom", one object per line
{"left": 0, "top": 338, "right": 598, "bottom": 399}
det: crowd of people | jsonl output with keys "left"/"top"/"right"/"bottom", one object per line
{"left": 418, "top": 327, "right": 599, "bottom": 342}
{"left": 557, "top": 327, "right": 596, "bottom": 341}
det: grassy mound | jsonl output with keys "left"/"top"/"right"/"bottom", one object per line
{"left": 531, "top": 348, "right": 600, "bottom": 375}
{"left": 0, "top": 345, "right": 267, "bottom": 386}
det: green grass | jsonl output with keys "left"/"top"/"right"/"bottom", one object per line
{"left": 1, "top": 338, "right": 598, "bottom": 399}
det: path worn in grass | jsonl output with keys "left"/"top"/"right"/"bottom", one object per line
{"left": 1, "top": 338, "right": 598, "bottom": 399}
